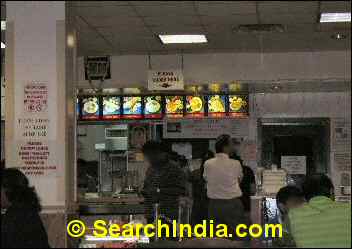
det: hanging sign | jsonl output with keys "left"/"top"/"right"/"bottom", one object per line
{"left": 148, "top": 70, "right": 184, "bottom": 90}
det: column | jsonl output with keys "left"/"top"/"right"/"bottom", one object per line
{"left": 5, "top": 1, "right": 76, "bottom": 247}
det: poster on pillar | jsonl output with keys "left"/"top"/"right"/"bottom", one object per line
{"left": 147, "top": 70, "right": 184, "bottom": 90}
{"left": 14, "top": 81, "right": 59, "bottom": 177}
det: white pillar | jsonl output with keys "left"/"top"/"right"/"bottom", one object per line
{"left": 5, "top": 1, "right": 75, "bottom": 212}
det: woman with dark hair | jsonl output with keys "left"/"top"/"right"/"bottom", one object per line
{"left": 190, "top": 150, "right": 214, "bottom": 225}
{"left": 1, "top": 168, "right": 50, "bottom": 248}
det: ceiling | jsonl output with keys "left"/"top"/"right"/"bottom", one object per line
{"left": 70, "top": 1, "right": 351, "bottom": 56}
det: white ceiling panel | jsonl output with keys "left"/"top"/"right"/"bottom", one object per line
{"left": 320, "top": 1, "right": 351, "bottom": 12}
{"left": 134, "top": 4, "right": 196, "bottom": 17}
{"left": 196, "top": 2, "right": 257, "bottom": 15}
{"left": 260, "top": 13, "right": 318, "bottom": 24}
{"left": 258, "top": 1, "right": 318, "bottom": 14}
{"left": 202, "top": 14, "right": 258, "bottom": 26}
{"left": 75, "top": 6, "right": 136, "bottom": 18}
{"left": 75, "top": 1, "right": 131, "bottom": 7}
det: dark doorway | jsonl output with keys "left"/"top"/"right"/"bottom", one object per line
{"left": 260, "top": 118, "right": 330, "bottom": 187}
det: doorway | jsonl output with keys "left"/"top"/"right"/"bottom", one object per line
{"left": 260, "top": 118, "right": 330, "bottom": 187}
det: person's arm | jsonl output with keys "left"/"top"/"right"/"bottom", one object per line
{"left": 249, "top": 167, "right": 256, "bottom": 195}
{"left": 203, "top": 161, "right": 208, "bottom": 182}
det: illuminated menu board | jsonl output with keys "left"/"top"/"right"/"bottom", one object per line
{"left": 207, "top": 95, "right": 226, "bottom": 118}
{"left": 228, "top": 95, "right": 249, "bottom": 117}
{"left": 185, "top": 96, "right": 205, "bottom": 118}
{"left": 165, "top": 96, "right": 184, "bottom": 118}
{"left": 144, "top": 96, "right": 162, "bottom": 119}
{"left": 102, "top": 96, "right": 121, "bottom": 120}
{"left": 81, "top": 96, "right": 100, "bottom": 120}
{"left": 123, "top": 96, "right": 142, "bottom": 119}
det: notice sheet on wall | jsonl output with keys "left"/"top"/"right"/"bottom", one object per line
{"left": 281, "top": 156, "right": 306, "bottom": 175}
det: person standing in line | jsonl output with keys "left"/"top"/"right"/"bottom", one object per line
{"left": 189, "top": 150, "right": 215, "bottom": 226}
{"left": 141, "top": 141, "right": 186, "bottom": 225}
{"left": 230, "top": 139, "right": 256, "bottom": 214}
{"left": 203, "top": 134, "right": 247, "bottom": 241}
{"left": 1, "top": 168, "right": 50, "bottom": 248}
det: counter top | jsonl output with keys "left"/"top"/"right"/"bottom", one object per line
{"left": 79, "top": 196, "right": 144, "bottom": 205}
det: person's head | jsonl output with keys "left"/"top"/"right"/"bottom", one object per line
{"left": 142, "top": 141, "right": 168, "bottom": 167}
{"left": 276, "top": 186, "right": 305, "bottom": 215}
{"left": 1, "top": 168, "right": 41, "bottom": 211}
{"left": 303, "top": 174, "right": 334, "bottom": 201}
{"left": 215, "top": 134, "right": 234, "bottom": 155}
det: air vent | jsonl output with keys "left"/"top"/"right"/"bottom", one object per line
{"left": 234, "top": 24, "right": 286, "bottom": 33}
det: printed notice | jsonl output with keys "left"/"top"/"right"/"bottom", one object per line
{"left": 332, "top": 119, "right": 351, "bottom": 152}
{"left": 13, "top": 82, "right": 58, "bottom": 177}
{"left": 333, "top": 152, "right": 351, "bottom": 172}
{"left": 281, "top": 156, "right": 306, "bottom": 175}
{"left": 24, "top": 84, "right": 48, "bottom": 113}
{"left": 17, "top": 141, "right": 56, "bottom": 176}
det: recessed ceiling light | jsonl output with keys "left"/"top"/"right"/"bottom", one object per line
{"left": 1, "top": 21, "right": 5, "bottom": 31}
{"left": 320, "top": 12, "right": 351, "bottom": 23}
{"left": 331, "top": 33, "right": 346, "bottom": 40}
{"left": 158, "top": 34, "right": 207, "bottom": 44}
{"left": 272, "top": 85, "right": 282, "bottom": 91}
{"left": 1, "top": 42, "right": 5, "bottom": 49}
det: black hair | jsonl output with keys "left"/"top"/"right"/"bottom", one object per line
{"left": 303, "top": 174, "right": 334, "bottom": 201}
{"left": 142, "top": 141, "right": 167, "bottom": 155}
{"left": 1, "top": 168, "right": 42, "bottom": 212}
{"left": 276, "top": 186, "right": 304, "bottom": 205}
{"left": 215, "top": 134, "right": 231, "bottom": 153}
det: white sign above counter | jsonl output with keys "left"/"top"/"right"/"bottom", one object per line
{"left": 148, "top": 70, "right": 184, "bottom": 90}
{"left": 163, "top": 118, "right": 249, "bottom": 139}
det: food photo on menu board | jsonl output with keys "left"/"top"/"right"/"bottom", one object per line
{"left": 165, "top": 96, "right": 184, "bottom": 117}
{"left": 186, "top": 96, "right": 204, "bottom": 117}
{"left": 228, "top": 95, "right": 249, "bottom": 117}
{"left": 208, "top": 95, "right": 226, "bottom": 117}
{"left": 81, "top": 96, "right": 100, "bottom": 120}
{"left": 102, "top": 96, "right": 121, "bottom": 119}
{"left": 144, "top": 96, "right": 162, "bottom": 118}
{"left": 123, "top": 96, "right": 142, "bottom": 118}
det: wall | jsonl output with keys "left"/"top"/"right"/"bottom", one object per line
{"left": 77, "top": 51, "right": 351, "bottom": 88}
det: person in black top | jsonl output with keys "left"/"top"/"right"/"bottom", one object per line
{"left": 1, "top": 168, "right": 50, "bottom": 248}
{"left": 231, "top": 139, "right": 256, "bottom": 213}
{"left": 189, "top": 150, "right": 214, "bottom": 226}
{"left": 141, "top": 141, "right": 186, "bottom": 225}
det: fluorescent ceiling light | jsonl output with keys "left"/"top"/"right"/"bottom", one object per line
{"left": 159, "top": 34, "right": 207, "bottom": 44}
{"left": 320, "top": 12, "right": 351, "bottom": 23}
{"left": 1, "top": 21, "right": 5, "bottom": 31}
{"left": 1, "top": 42, "right": 5, "bottom": 49}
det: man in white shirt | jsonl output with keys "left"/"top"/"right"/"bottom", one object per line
{"left": 203, "top": 134, "right": 247, "bottom": 241}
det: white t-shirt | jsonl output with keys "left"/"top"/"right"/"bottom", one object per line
{"left": 203, "top": 153, "right": 243, "bottom": 199}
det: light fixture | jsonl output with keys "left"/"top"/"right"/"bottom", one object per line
{"left": 1, "top": 42, "right": 5, "bottom": 49}
{"left": 159, "top": 34, "right": 207, "bottom": 44}
{"left": 1, "top": 21, "right": 6, "bottom": 31}
{"left": 320, "top": 12, "right": 351, "bottom": 23}
{"left": 331, "top": 33, "right": 346, "bottom": 40}
{"left": 67, "top": 35, "right": 75, "bottom": 47}
{"left": 271, "top": 85, "right": 282, "bottom": 91}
